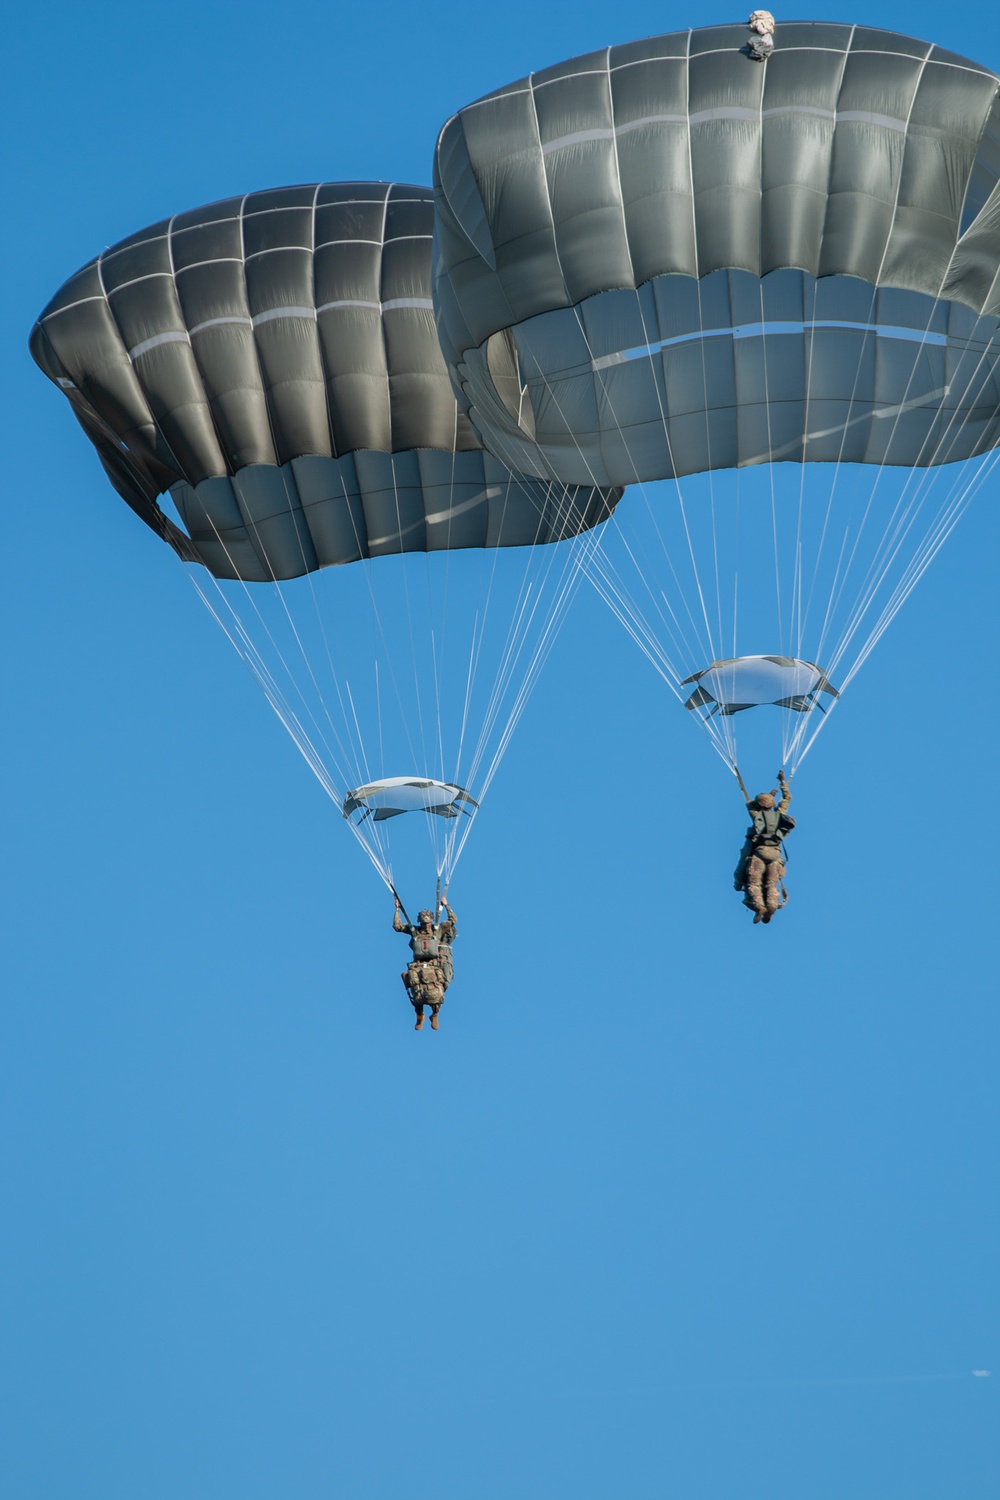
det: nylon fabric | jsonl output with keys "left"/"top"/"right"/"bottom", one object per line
{"left": 433, "top": 24, "right": 1000, "bottom": 490}
{"left": 30, "top": 183, "right": 621, "bottom": 577}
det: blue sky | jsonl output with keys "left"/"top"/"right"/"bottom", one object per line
{"left": 3, "top": 3, "right": 997, "bottom": 1497}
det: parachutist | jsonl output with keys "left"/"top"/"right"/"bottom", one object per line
{"left": 746, "top": 10, "right": 775, "bottom": 60}
{"left": 393, "top": 898, "right": 457, "bottom": 1030}
{"left": 734, "top": 770, "right": 795, "bottom": 923}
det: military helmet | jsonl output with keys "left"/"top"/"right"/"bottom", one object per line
{"left": 755, "top": 792, "right": 775, "bottom": 809}
{"left": 418, "top": 909, "right": 435, "bottom": 924}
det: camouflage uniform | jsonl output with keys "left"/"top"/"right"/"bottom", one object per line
{"left": 437, "top": 905, "right": 457, "bottom": 989}
{"left": 392, "top": 904, "right": 457, "bottom": 1020}
{"left": 735, "top": 780, "right": 794, "bottom": 923}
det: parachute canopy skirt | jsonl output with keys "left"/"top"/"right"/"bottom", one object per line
{"left": 433, "top": 23, "right": 1000, "bottom": 489}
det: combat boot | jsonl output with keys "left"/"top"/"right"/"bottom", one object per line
{"left": 414, "top": 1013, "right": 425, "bottom": 1031}
{"left": 430, "top": 1008, "right": 440, "bottom": 1030}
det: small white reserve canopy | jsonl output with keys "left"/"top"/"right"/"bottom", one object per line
{"left": 681, "top": 656, "right": 838, "bottom": 718}
{"left": 343, "top": 777, "right": 479, "bottom": 823}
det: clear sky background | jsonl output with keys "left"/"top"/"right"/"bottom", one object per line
{"left": 3, "top": 3, "right": 997, "bottom": 1497}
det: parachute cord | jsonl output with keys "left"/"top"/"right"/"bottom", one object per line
{"left": 789, "top": 293, "right": 1000, "bottom": 772}
{"left": 184, "top": 503, "right": 402, "bottom": 885}
{"left": 456, "top": 478, "right": 596, "bottom": 793}
{"left": 756, "top": 272, "right": 783, "bottom": 662}
{"left": 444, "top": 470, "right": 608, "bottom": 881}
{"left": 804, "top": 140, "right": 994, "bottom": 727}
{"left": 185, "top": 569, "right": 402, "bottom": 888}
{"left": 454, "top": 470, "right": 538, "bottom": 779}
{"left": 185, "top": 499, "right": 410, "bottom": 876}
{"left": 803, "top": 43, "right": 935, "bottom": 675}
{"left": 390, "top": 882, "right": 413, "bottom": 928}
{"left": 805, "top": 42, "right": 934, "bottom": 673}
{"left": 791, "top": 437, "right": 1000, "bottom": 772}
{"left": 386, "top": 460, "right": 430, "bottom": 790}
{"left": 191, "top": 514, "right": 361, "bottom": 792}
{"left": 502, "top": 301, "right": 739, "bottom": 775}
{"left": 832, "top": 319, "right": 999, "bottom": 663}
{"left": 190, "top": 483, "right": 399, "bottom": 875}
{"left": 449, "top": 518, "right": 598, "bottom": 875}
{"left": 448, "top": 470, "right": 590, "bottom": 826}
{"left": 489, "top": 380, "right": 743, "bottom": 783}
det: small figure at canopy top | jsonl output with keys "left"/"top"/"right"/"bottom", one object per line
{"left": 746, "top": 10, "right": 776, "bottom": 60}
{"left": 393, "top": 897, "right": 458, "bottom": 1031}
{"left": 734, "top": 770, "right": 795, "bottom": 924}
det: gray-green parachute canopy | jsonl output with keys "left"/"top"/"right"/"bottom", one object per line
{"left": 433, "top": 24, "right": 1000, "bottom": 783}
{"left": 30, "top": 182, "right": 620, "bottom": 579}
{"left": 433, "top": 23, "right": 1000, "bottom": 488}
{"left": 30, "top": 183, "right": 621, "bottom": 893}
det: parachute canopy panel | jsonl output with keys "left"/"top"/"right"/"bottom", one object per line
{"left": 433, "top": 24, "right": 1000, "bottom": 489}
{"left": 343, "top": 777, "right": 479, "bottom": 823}
{"left": 681, "top": 657, "right": 838, "bottom": 717}
{"left": 30, "top": 182, "right": 621, "bottom": 580}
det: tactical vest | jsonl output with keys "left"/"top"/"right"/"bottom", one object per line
{"left": 410, "top": 929, "right": 440, "bottom": 960}
{"left": 751, "top": 807, "right": 783, "bottom": 846}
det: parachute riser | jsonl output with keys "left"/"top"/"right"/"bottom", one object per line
{"left": 436, "top": 877, "right": 452, "bottom": 923}
{"left": 733, "top": 764, "right": 792, "bottom": 803}
{"left": 389, "top": 881, "right": 414, "bottom": 928}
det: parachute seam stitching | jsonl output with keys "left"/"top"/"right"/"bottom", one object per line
{"left": 166, "top": 212, "right": 232, "bottom": 492}
{"left": 274, "top": 181, "right": 328, "bottom": 577}
{"left": 92, "top": 230, "right": 187, "bottom": 508}
{"left": 871, "top": 43, "right": 936, "bottom": 293}
{"left": 230, "top": 193, "right": 282, "bottom": 578}
{"left": 605, "top": 46, "right": 637, "bottom": 293}
{"left": 311, "top": 182, "right": 347, "bottom": 472}
{"left": 527, "top": 71, "right": 572, "bottom": 311}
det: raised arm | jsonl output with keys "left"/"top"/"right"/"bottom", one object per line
{"left": 392, "top": 899, "right": 409, "bottom": 935}
{"left": 777, "top": 770, "right": 792, "bottom": 814}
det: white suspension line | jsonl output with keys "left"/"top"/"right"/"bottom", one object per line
{"left": 186, "top": 508, "right": 364, "bottom": 802}
{"left": 508, "top": 308, "right": 739, "bottom": 765}
{"left": 816, "top": 313, "right": 999, "bottom": 688}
